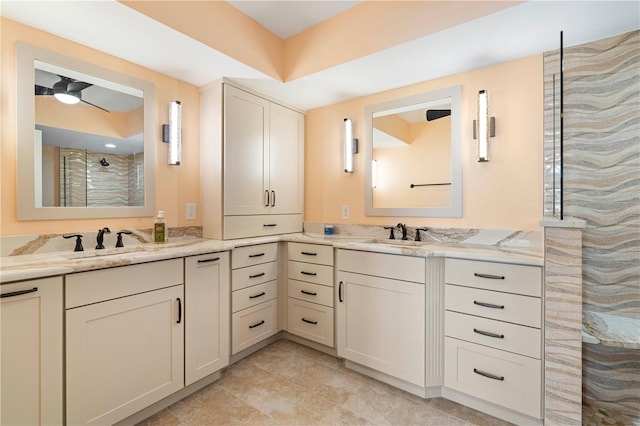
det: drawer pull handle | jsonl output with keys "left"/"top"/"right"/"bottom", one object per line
{"left": 301, "top": 318, "right": 318, "bottom": 325}
{"left": 473, "top": 328, "right": 505, "bottom": 339}
{"left": 301, "top": 289, "right": 317, "bottom": 296}
{"left": 339, "top": 281, "right": 343, "bottom": 303}
{"left": 249, "top": 253, "right": 265, "bottom": 258}
{"left": 263, "top": 224, "right": 277, "bottom": 227}
{"left": 473, "top": 300, "right": 505, "bottom": 309}
{"left": 1, "top": 287, "right": 38, "bottom": 298}
{"left": 473, "top": 368, "right": 504, "bottom": 381}
{"left": 249, "top": 272, "right": 266, "bottom": 279}
{"left": 249, "top": 320, "right": 265, "bottom": 329}
{"left": 301, "top": 251, "right": 317, "bottom": 256}
{"left": 197, "top": 257, "right": 220, "bottom": 263}
{"left": 176, "top": 298, "right": 182, "bottom": 324}
{"left": 301, "top": 271, "right": 317, "bottom": 276}
{"left": 474, "top": 273, "right": 505, "bottom": 280}
{"left": 249, "top": 292, "right": 266, "bottom": 299}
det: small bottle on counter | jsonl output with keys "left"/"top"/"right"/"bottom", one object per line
{"left": 154, "top": 211, "right": 167, "bottom": 243}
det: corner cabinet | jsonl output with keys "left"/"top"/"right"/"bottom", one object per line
{"left": 65, "top": 260, "right": 185, "bottom": 425}
{"left": 1, "top": 277, "right": 63, "bottom": 426}
{"left": 201, "top": 82, "right": 304, "bottom": 240}
{"left": 336, "top": 249, "right": 426, "bottom": 396}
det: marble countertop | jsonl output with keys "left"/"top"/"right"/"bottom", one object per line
{"left": 582, "top": 310, "right": 640, "bottom": 350}
{"left": 1, "top": 232, "right": 543, "bottom": 284}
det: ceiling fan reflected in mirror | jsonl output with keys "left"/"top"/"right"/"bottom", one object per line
{"left": 425, "top": 109, "right": 451, "bottom": 121}
{"left": 35, "top": 76, "right": 110, "bottom": 112}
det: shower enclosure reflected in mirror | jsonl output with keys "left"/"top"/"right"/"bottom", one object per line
{"left": 16, "top": 42, "right": 156, "bottom": 220}
{"left": 364, "top": 85, "right": 462, "bottom": 217}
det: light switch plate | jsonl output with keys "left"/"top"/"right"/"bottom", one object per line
{"left": 186, "top": 203, "right": 196, "bottom": 220}
{"left": 342, "top": 204, "right": 350, "bottom": 220}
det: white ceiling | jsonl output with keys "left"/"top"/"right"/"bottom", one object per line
{"left": 227, "top": 0, "right": 363, "bottom": 39}
{"left": 2, "top": 1, "right": 639, "bottom": 111}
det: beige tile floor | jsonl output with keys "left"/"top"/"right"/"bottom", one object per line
{"left": 139, "top": 339, "right": 512, "bottom": 426}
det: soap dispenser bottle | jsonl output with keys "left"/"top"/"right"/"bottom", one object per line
{"left": 154, "top": 211, "right": 167, "bottom": 243}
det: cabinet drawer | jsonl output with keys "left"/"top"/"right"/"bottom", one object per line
{"left": 337, "top": 249, "right": 425, "bottom": 284}
{"left": 288, "top": 280, "right": 333, "bottom": 307}
{"left": 445, "top": 311, "right": 541, "bottom": 359}
{"left": 232, "top": 280, "right": 277, "bottom": 313}
{"left": 288, "top": 243, "right": 333, "bottom": 266}
{"left": 232, "top": 299, "right": 278, "bottom": 354}
{"left": 287, "top": 298, "right": 334, "bottom": 347}
{"left": 445, "top": 285, "right": 541, "bottom": 328}
{"left": 232, "top": 261, "right": 278, "bottom": 291}
{"left": 445, "top": 258, "right": 541, "bottom": 297}
{"left": 444, "top": 337, "right": 542, "bottom": 419}
{"left": 66, "top": 259, "right": 183, "bottom": 309}
{"left": 287, "top": 261, "right": 333, "bottom": 286}
{"left": 224, "top": 215, "right": 302, "bottom": 240}
{"left": 232, "top": 243, "right": 277, "bottom": 269}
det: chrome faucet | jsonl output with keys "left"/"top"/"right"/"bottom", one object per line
{"left": 96, "top": 227, "right": 111, "bottom": 249}
{"left": 397, "top": 223, "right": 408, "bottom": 240}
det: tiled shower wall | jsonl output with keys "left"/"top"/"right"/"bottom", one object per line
{"left": 543, "top": 30, "right": 639, "bottom": 419}
{"left": 59, "top": 149, "right": 144, "bottom": 207}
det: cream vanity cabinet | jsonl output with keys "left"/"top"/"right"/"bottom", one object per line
{"left": 443, "top": 258, "right": 543, "bottom": 421}
{"left": 231, "top": 243, "right": 279, "bottom": 354}
{"left": 336, "top": 249, "right": 426, "bottom": 393}
{"left": 1, "top": 277, "right": 63, "bottom": 425}
{"left": 287, "top": 242, "right": 334, "bottom": 347}
{"left": 185, "top": 252, "right": 230, "bottom": 386}
{"left": 65, "top": 259, "right": 184, "bottom": 425}
{"left": 201, "top": 82, "right": 304, "bottom": 240}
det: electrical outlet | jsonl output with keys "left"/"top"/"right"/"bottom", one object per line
{"left": 186, "top": 203, "right": 196, "bottom": 220}
{"left": 342, "top": 204, "right": 350, "bottom": 220}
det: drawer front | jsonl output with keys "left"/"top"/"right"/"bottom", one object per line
{"left": 444, "top": 338, "right": 542, "bottom": 419}
{"left": 66, "top": 259, "right": 183, "bottom": 309}
{"left": 336, "top": 249, "right": 425, "bottom": 284}
{"left": 232, "top": 243, "right": 278, "bottom": 269}
{"left": 232, "top": 280, "right": 277, "bottom": 313}
{"left": 445, "top": 258, "right": 541, "bottom": 297}
{"left": 288, "top": 280, "right": 333, "bottom": 307}
{"left": 287, "top": 298, "right": 334, "bottom": 347}
{"left": 288, "top": 243, "right": 333, "bottom": 266}
{"left": 445, "top": 284, "right": 541, "bottom": 328}
{"left": 445, "top": 311, "right": 541, "bottom": 359}
{"left": 232, "top": 299, "right": 278, "bottom": 354}
{"left": 231, "top": 261, "right": 278, "bottom": 291}
{"left": 224, "top": 214, "right": 302, "bottom": 240}
{"left": 287, "top": 261, "right": 333, "bottom": 287}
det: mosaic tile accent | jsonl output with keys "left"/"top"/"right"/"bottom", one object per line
{"left": 544, "top": 29, "right": 640, "bottom": 422}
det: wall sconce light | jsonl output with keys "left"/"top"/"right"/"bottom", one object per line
{"left": 343, "top": 118, "right": 358, "bottom": 173}
{"left": 472, "top": 90, "right": 495, "bottom": 162}
{"left": 162, "top": 100, "right": 182, "bottom": 165}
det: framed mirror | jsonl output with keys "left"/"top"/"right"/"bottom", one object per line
{"left": 364, "top": 85, "right": 462, "bottom": 217}
{"left": 16, "top": 42, "right": 156, "bottom": 220}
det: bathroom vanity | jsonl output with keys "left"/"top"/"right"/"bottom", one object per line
{"left": 0, "top": 229, "right": 543, "bottom": 425}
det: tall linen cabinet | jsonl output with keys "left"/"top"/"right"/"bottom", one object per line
{"left": 201, "top": 82, "right": 304, "bottom": 239}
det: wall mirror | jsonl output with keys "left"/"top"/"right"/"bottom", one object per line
{"left": 364, "top": 85, "right": 462, "bottom": 217}
{"left": 16, "top": 42, "right": 156, "bottom": 220}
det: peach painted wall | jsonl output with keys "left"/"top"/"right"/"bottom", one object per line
{"left": 304, "top": 54, "right": 544, "bottom": 231}
{"left": 36, "top": 97, "right": 143, "bottom": 139}
{"left": 1, "top": 18, "right": 201, "bottom": 236}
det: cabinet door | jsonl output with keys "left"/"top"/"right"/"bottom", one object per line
{"left": 336, "top": 271, "right": 425, "bottom": 387}
{"left": 224, "top": 84, "right": 270, "bottom": 215}
{"left": 66, "top": 285, "right": 184, "bottom": 425}
{"left": 269, "top": 102, "right": 303, "bottom": 214}
{"left": 1, "top": 277, "right": 63, "bottom": 426}
{"left": 185, "top": 252, "right": 230, "bottom": 386}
